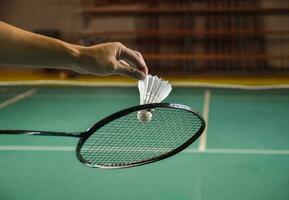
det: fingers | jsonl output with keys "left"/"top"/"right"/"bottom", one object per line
{"left": 114, "top": 60, "right": 146, "bottom": 80}
{"left": 117, "top": 44, "right": 148, "bottom": 75}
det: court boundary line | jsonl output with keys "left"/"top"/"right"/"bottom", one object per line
{"left": 187, "top": 148, "right": 289, "bottom": 155}
{"left": 0, "top": 146, "right": 288, "bottom": 155}
{"left": 0, "top": 88, "right": 37, "bottom": 109}
{"left": 1, "top": 80, "right": 289, "bottom": 89}
{"left": 198, "top": 90, "right": 211, "bottom": 152}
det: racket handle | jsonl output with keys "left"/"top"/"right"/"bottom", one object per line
{"left": 0, "top": 130, "right": 81, "bottom": 138}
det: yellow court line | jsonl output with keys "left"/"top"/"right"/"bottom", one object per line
{"left": 1, "top": 80, "right": 289, "bottom": 90}
{"left": 1, "top": 70, "right": 289, "bottom": 86}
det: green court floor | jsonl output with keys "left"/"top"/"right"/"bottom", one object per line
{"left": 0, "top": 86, "right": 288, "bottom": 200}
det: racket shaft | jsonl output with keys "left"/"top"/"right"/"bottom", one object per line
{"left": 0, "top": 130, "right": 81, "bottom": 137}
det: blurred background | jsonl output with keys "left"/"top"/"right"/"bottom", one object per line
{"left": 1, "top": 2, "right": 289, "bottom": 200}
{"left": 0, "top": 0, "right": 289, "bottom": 81}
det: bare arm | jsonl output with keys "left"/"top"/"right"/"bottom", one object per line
{"left": 0, "top": 21, "right": 148, "bottom": 80}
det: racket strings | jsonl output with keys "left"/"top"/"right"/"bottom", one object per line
{"left": 80, "top": 108, "right": 203, "bottom": 166}
{"left": 84, "top": 112, "right": 200, "bottom": 164}
{"left": 84, "top": 114, "right": 198, "bottom": 164}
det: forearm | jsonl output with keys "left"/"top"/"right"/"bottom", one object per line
{"left": 0, "top": 21, "right": 147, "bottom": 79}
{"left": 0, "top": 21, "right": 80, "bottom": 70}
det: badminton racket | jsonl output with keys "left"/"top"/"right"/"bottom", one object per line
{"left": 0, "top": 103, "right": 205, "bottom": 169}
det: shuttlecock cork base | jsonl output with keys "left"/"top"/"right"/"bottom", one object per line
{"left": 137, "top": 110, "right": 153, "bottom": 123}
{"left": 137, "top": 75, "right": 172, "bottom": 123}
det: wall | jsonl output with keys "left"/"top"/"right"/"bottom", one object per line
{"left": 0, "top": 0, "right": 83, "bottom": 42}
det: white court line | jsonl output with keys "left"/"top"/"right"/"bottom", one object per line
{"left": 0, "top": 88, "right": 37, "bottom": 109}
{"left": 186, "top": 148, "right": 289, "bottom": 155}
{"left": 198, "top": 90, "right": 211, "bottom": 152}
{"left": 0, "top": 146, "right": 288, "bottom": 155}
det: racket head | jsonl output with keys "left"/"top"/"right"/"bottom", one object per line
{"left": 76, "top": 103, "right": 205, "bottom": 169}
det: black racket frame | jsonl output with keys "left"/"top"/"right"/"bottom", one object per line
{"left": 77, "top": 103, "right": 206, "bottom": 169}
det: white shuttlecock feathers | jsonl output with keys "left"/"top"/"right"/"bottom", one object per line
{"left": 138, "top": 75, "right": 172, "bottom": 104}
{"left": 137, "top": 75, "right": 172, "bottom": 123}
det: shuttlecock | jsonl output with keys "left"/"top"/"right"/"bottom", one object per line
{"left": 137, "top": 75, "right": 172, "bottom": 123}
{"left": 137, "top": 110, "right": 153, "bottom": 123}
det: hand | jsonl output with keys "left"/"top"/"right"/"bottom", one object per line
{"left": 74, "top": 42, "right": 148, "bottom": 80}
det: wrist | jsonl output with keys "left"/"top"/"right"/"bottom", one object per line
{"left": 58, "top": 41, "right": 86, "bottom": 73}
{"left": 67, "top": 44, "right": 92, "bottom": 74}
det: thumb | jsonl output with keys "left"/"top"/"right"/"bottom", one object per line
{"left": 115, "top": 60, "right": 146, "bottom": 80}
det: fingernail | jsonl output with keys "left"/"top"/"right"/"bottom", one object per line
{"left": 139, "top": 72, "right": 146, "bottom": 80}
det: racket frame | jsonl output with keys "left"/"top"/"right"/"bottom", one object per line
{"left": 76, "top": 103, "right": 205, "bottom": 169}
